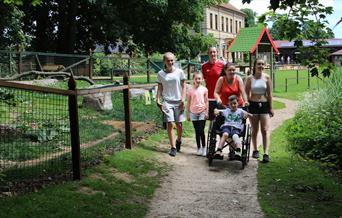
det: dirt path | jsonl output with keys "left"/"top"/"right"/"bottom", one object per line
{"left": 146, "top": 98, "right": 297, "bottom": 218}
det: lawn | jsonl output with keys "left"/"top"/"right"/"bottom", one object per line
{"left": 0, "top": 122, "right": 194, "bottom": 218}
{"left": 258, "top": 120, "right": 342, "bottom": 218}
{"left": 270, "top": 68, "right": 326, "bottom": 100}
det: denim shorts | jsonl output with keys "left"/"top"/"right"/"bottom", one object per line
{"left": 162, "top": 100, "right": 185, "bottom": 123}
{"left": 189, "top": 111, "right": 206, "bottom": 121}
{"left": 220, "top": 126, "right": 241, "bottom": 136}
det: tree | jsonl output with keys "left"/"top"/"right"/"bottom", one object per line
{"left": 3, "top": 0, "right": 225, "bottom": 58}
{"left": 245, "top": 0, "right": 335, "bottom": 77}
{"left": 0, "top": 3, "right": 30, "bottom": 50}
{"left": 240, "top": 8, "right": 256, "bottom": 27}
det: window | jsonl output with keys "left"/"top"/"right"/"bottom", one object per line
{"left": 239, "top": 21, "right": 241, "bottom": 31}
{"left": 226, "top": 18, "right": 228, "bottom": 32}
{"left": 235, "top": 20, "right": 238, "bottom": 33}
{"left": 215, "top": 14, "right": 218, "bottom": 30}
{"left": 209, "top": 13, "right": 213, "bottom": 29}
{"left": 221, "top": 16, "right": 224, "bottom": 31}
{"left": 230, "top": 19, "right": 233, "bottom": 33}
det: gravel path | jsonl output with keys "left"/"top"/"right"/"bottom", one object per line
{"left": 146, "top": 98, "right": 297, "bottom": 218}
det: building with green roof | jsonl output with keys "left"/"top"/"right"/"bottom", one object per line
{"left": 228, "top": 26, "right": 279, "bottom": 77}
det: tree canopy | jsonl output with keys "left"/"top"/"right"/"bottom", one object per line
{"left": 240, "top": 8, "right": 256, "bottom": 27}
{"left": 1, "top": 0, "right": 224, "bottom": 59}
{"left": 246, "top": 0, "right": 335, "bottom": 77}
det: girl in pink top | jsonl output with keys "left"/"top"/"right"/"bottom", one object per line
{"left": 187, "top": 72, "right": 209, "bottom": 156}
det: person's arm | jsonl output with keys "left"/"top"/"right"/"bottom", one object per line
{"left": 204, "top": 88, "right": 209, "bottom": 119}
{"left": 265, "top": 74, "right": 274, "bottom": 117}
{"left": 237, "top": 76, "right": 248, "bottom": 106}
{"left": 156, "top": 83, "right": 163, "bottom": 111}
{"left": 242, "top": 110, "right": 253, "bottom": 119}
{"left": 180, "top": 79, "right": 186, "bottom": 111}
{"left": 244, "top": 76, "right": 251, "bottom": 101}
{"left": 214, "top": 77, "right": 223, "bottom": 104}
{"left": 187, "top": 89, "right": 191, "bottom": 121}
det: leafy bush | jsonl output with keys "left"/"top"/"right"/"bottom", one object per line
{"left": 286, "top": 70, "right": 342, "bottom": 169}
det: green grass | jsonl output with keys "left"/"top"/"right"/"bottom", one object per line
{"left": 271, "top": 69, "right": 326, "bottom": 100}
{"left": 0, "top": 130, "right": 170, "bottom": 218}
{"left": 272, "top": 100, "right": 286, "bottom": 110}
{"left": 258, "top": 120, "right": 342, "bottom": 218}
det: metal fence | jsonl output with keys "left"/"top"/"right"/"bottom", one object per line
{"left": 0, "top": 73, "right": 162, "bottom": 193}
{"left": 0, "top": 50, "right": 202, "bottom": 83}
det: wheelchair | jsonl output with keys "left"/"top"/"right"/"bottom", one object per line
{"left": 206, "top": 107, "right": 251, "bottom": 169}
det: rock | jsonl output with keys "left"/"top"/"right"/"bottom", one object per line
{"left": 82, "top": 85, "right": 113, "bottom": 111}
{"left": 14, "top": 79, "right": 58, "bottom": 86}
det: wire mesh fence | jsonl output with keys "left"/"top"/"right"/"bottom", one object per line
{"left": 0, "top": 50, "right": 202, "bottom": 85}
{"left": 0, "top": 85, "right": 72, "bottom": 191}
{"left": 0, "top": 76, "right": 163, "bottom": 193}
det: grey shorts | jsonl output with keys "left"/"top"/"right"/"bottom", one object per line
{"left": 189, "top": 111, "right": 206, "bottom": 121}
{"left": 162, "top": 101, "right": 185, "bottom": 123}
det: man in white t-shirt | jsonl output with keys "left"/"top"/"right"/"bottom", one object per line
{"left": 156, "top": 52, "right": 186, "bottom": 157}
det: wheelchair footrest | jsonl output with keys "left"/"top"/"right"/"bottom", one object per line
{"left": 213, "top": 153, "right": 224, "bottom": 160}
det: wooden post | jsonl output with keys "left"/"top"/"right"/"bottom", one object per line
{"left": 270, "top": 46, "right": 274, "bottom": 89}
{"left": 88, "top": 49, "right": 93, "bottom": 79}
{"left": 296, "top": 69, "right": 299, "bottom": 84}
{"left": 285, "top": 78, "right": 288, "bottom": 92}
{"left": 147, "top": 58, "right": 150, "bottom": 83}
{"left": 128, "top": 58, "right": 132, "bottom": 76}
{"left": 307, "top": 67, "right": 311, "bottom": 89}
{"left": 68, "top": 75, "right": 81, "bottom": 180}
{"left": 187, "top": 59, "right": 191, "bottom": 80}
{"left": 18, "top": 50, "right": 23, "bottom": 74}
{"left": 249, "top": 53, "right": 252, "bottom": 75}
{"left": 123, "top": 72, "right": 132, "bottom": 149}
{"left": 256, "top": 46, "right": 259, "bottom": 59}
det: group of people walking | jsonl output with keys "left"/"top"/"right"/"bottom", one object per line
{"left": 156, "top": 47, "right": 274, "bottom": 163}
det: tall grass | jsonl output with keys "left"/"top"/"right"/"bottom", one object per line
{"left": 286, "top": 69, "right": 342, "bottom": 169}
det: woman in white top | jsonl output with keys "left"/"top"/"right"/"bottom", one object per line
{"left": 245, "top": 59, "right": 274, "bottom": 163}
{"left": 156, "top": 52, "right": 186, "bottom": 157}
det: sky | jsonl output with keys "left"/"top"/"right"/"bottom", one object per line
{"left": 229, "top": 0, "right": 342, "bottom": 38}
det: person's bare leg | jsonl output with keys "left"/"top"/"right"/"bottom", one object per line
{"left": 175, "top": 122, "right": 183, "bottom": 142}
{"left": 260, "top": 114, "right": 270, "bottom": 155}
{"left": 167, "top": 122, "right": 175, "bottom": 148}
{"left": 218, "top": 132, "right": 228, "bottom": 150}
{"left": 250, "top": 115, "right": 260, "bottom": 151}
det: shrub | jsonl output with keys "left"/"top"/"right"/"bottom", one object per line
{"left": 286, "top": 69, "right": 342, "bottom": 169}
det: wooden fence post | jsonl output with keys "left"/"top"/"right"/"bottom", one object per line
{"left": 88, "top": 49, "right": 93, "bottom": 79}
{"left": 296, "top": 69, "right": 299, "bottom": 84}
{"left": 307, "top": 67, "right": 311, "bottom": 89}
{"left": 285, "top": 78, "right": 288, "bottom": 92}
{"left": 17, "top": 46, "right": 22, "bottom": 74}
{"left": 187, "top": 59, "right": 191, "bottom": 80}
{"left": 147, "top": 58, "right": 150, "bottom": 83}
{"left": 68, "top": 75, "right": 81, "bottom": 180}
{"left": 123, "top": 72, "right": 132, "bottom": 149}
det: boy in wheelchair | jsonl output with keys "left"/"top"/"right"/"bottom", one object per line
{"left": 213, "top": 95, "right": 252, "bottom": 160}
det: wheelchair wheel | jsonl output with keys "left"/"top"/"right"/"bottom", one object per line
{"left": 207, "top": 121, "right": 217, "bottom": 166}
{"left": 241, "top": 124, "right": 251, "bottom": 169}
{"left": 206, "top": 120, "right": 214, "bottom": 152}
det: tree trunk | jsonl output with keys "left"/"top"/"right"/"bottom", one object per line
{"left": 57, "top": 0, "right": 78, "bottom": 54}
{"left": 35, "top": 4, "right": 50, "bottom": 52}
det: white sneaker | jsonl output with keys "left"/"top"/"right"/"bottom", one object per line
{"left": 197, "top": 147, "right": 202, "bottom": 156}
{"left": 202, "top": 147, "right": 207, "bottom": 157}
